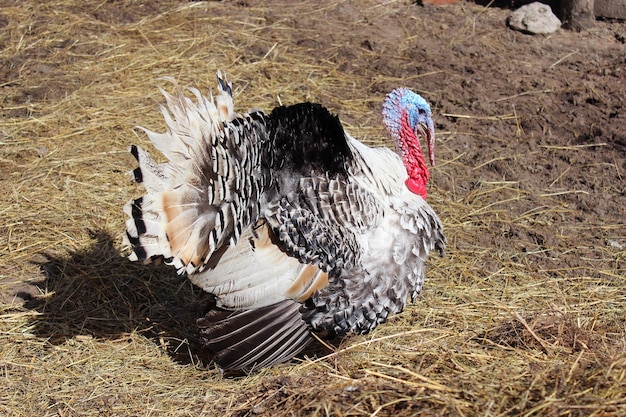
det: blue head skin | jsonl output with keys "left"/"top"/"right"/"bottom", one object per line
{"left": 382, "top": 88, "right": 436, "bottom": 197}
{"left": 382, "top": 88, "right": 436, "bottom": 166}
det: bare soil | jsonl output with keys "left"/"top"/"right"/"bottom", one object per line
{"left": 0, "top": 1, "right": 624, "bottom": 416}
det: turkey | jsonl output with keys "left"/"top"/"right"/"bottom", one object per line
{"left": 123, "top": 72, "right": 446, "bottom": 371}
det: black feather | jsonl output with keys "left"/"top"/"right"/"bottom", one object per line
{"left": 125, "top": 231, "right": 146, "bottom": 260}
{"left": 267, "top": 103, "right": 352, "bottom": 178}
{"left": 129, "top": 145, "right": 143, "bottom": 183}
{"left": 131, "top": 197, "right": 146, "bottom": 235}
{"left": 217, "top": 74, "right": 232, "bottom": 97}
{"left": 197, "top": 300, "right": 313, "bottom": 371}
{"left": 130, "top": 144, "right": 140, "bottom": 161}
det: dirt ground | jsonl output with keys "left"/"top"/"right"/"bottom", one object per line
{"left": 1, "top": 1, "right": 625, "bottom": 416}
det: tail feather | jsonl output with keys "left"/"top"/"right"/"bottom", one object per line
{"left": 124, "top": 195, "right": 172, "bottom": 263}
{"left": 198, "top": 300, "right": 313, "bottom": 371}
{"left": 214, "top": 69, "right": 235, "bottom": 120}
{"left": 128, "top": 145, "right": 167, "bottom": 193}
{"left": 124, "top": 73, "right": 269, "bottom": 275}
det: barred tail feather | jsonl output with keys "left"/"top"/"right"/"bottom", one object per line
{"left": 147, "top": 77, "right": 231, "bottom": 166}
{"left": 124, "top": 73, "right": 268, "bottom": 275}
{"left": 124, "top": 195, "right": 171, "bottom": 263}
{"left": 123, "top": 145, "right": 172, "bottom": 263}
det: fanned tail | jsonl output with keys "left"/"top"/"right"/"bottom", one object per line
{"left": 124, "top": 72, "right": 269, "bottom": 275}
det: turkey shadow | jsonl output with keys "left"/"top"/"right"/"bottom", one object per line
{"left": 24, "top": 230, "right": 211, "bottom": 366}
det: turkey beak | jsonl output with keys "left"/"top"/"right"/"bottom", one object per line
{"left": 416, "top": 118, "right": 436, "bottom": 166}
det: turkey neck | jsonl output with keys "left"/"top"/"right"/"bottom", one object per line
{"left": 343, "top": 135, "right": 407, "bottom": 198}
{"left": 396, "top": 110, "right": 429, "bottom": 198}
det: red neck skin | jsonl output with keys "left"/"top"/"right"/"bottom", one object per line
{"left": 398, "top": 111, "right": 430, "bottom": 198}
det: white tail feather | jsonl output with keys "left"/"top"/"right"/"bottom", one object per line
{"left": 124, "top": 73, "right": 267, "bottom": 275}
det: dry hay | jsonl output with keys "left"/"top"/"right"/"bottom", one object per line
{"left": 1, "top": 1, "right": 625, "bottom": 416}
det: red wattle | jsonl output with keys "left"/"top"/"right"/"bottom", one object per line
{"left": 405, "top": 178, "right": 427, "bottom": 199}
{"left": 398, "top": 111, "right": 429, "bottom": 198}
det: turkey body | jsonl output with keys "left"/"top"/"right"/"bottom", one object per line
{"left": 124, "top": 74, "right": 446, "bottom": 371}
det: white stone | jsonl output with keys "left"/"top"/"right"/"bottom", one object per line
{"left": 507, "top": 2, "right": 562, "bottom": 35}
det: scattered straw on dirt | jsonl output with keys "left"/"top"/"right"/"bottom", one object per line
{"left": 1, "top": 1, "right": 625, "bottom": 416}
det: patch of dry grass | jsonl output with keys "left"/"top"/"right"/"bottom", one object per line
{"left": 1, "top": 1, "right": 625, "bottom": 416}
